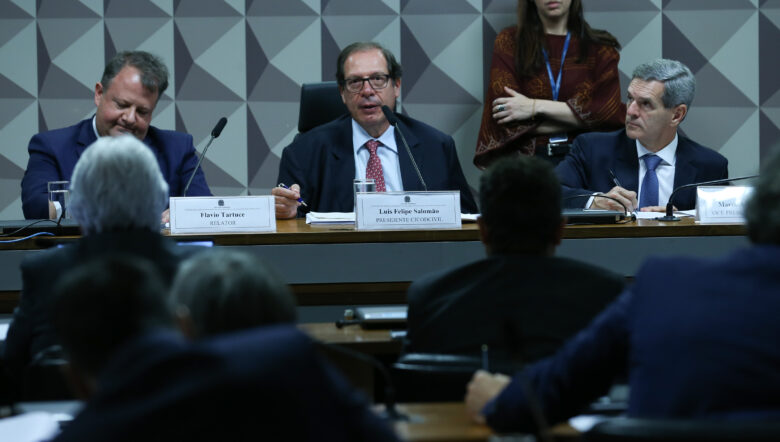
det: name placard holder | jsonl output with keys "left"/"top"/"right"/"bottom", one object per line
{"left": 355, "top": 191, "right": 461, "bottom": 230}
{"left": 169, "top": 196, "right": 276, "bottom": 234}
{"left": 695, "top": 186, "right": 753, "bottom": 224}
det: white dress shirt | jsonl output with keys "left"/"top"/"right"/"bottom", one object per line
{"left": 351, "top": 119, "right": 403, "bottom": 191}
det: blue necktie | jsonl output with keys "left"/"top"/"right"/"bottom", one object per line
{"left": 639, "top": 154, "right": 662, "bottom": 208}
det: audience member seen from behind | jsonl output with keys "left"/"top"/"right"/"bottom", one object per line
{"left": 404, "top": 156, "right": 623, "bottom": 368}
{"left": 171, "top": 249, "right": 296, "bottom": 339}
{"left": 465, "top": 151, "right": 780, "bottom": 432}
{"left": 3, "top": 135, "right": 186, "bottom": 385}
{"left": 556, "top": 59, "right": 728, "bottom": 212}
{"left": 20, "top": 50, "right": 210, "bottom": 220}
{"left": 474, "top": 0, "right": 625, "bottom": 168}
{"left": 51, "top": 256, "right": 401, "bottom": 442}
{"left": 273, "top": 41, "right": 477, "bottom": 217}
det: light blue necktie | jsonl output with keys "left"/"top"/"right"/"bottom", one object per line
{"left": 639, "top": 154, "right": 662, "bottom": 208}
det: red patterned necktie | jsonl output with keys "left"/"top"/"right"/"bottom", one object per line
{"left": 365, "top": 139, "right": 386, "bottom": 192}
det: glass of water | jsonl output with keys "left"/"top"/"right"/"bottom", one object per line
{"left": 353, "top": 178, "right": 376, "bottom": 213}
{"left": 48, "top": 180, "right": 70, "bottom": 219}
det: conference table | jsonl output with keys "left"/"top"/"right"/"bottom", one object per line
{"left": 0, "top": 217, "right": 747, "bottom": 313}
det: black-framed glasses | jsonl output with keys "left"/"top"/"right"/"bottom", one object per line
{"left": 344, "top": 74, "right": 392, "bottom": 93}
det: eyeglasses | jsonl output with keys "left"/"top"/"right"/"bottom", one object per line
{"left": 344, "top": 74, "right": 392, "bottom": 93}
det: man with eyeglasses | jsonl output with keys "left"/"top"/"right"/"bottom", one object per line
{"left": 273, "top": 42, "right": 477, "bottom": 218}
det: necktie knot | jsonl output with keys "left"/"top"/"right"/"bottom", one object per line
{"left": 643, "top": 154, "right": 662, "bottom": 171}
{"left": 366, "top": 139, "right": 380, "bottom": 154}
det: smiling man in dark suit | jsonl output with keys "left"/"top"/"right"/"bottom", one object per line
{"left": 556, "top": 59, "right": 727, "bottom": 212}
{"left": 273, "top": 41, "right": 477, "bottom": 217}
{"left": 20, "top": 50, "right": 210, "bottom": 220}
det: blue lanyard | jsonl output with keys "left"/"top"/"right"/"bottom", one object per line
{"left": 541, "top": 32, "right": 571, "bottom": 101}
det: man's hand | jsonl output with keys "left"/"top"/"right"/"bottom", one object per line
{"left": 590, "top": 186, "right": 637, "bottom": 212}
{"left": 465, "top": 370, "right": 512, "bottom": 424}
{"left": 272, "top": 184, "right": 302, "bottom": 219}
{"left": 161, "top": 208, "right": 170, "bottom": 225}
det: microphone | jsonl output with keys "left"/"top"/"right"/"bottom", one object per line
{"left": 183, "top": 117, "right": 227, "bottom": 197}
{"left": 658, "top": 174, "right": 759, "bottom": 221}
{"left": 317, "top": 342, "right": 408, "bottom": 421}
{"left": 381, "top": 105, "right": 427, "bottom": 191}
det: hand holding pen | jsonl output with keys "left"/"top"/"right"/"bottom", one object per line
{"left": 589, "top": 168, "right": 637, "bottom": 212}
{"left": 271, "top": 183, "right": 307, "bottom": 219}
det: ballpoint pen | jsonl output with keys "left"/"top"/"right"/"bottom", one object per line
{"left": 608, "top": 169, "right": 634, "bottom": 213}
{"left": 608, "top": 168, "right": 623, "bottom": 188}
{"left": 277, "top": 183, "right": 308, "bottom": 207}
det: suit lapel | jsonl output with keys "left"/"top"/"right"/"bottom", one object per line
{"left": 615, "top": 131, "right": 639, "bottom": 192}
{"left": 329, "top": 117, "right": 357, "bottom": 204}
{"left": 672, "top": 137, "right": 697, "bottom": 189}
{"left": 76, "top": 117, "right": 98, "bottom": 157}
{"left": 395, "top": 117, "right": 423, "bottom": 191}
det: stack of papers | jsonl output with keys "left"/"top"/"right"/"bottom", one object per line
{"left": 305, "top": 212, "right": 355, "bottom": 225}
{"left": 305, "top": 212, "right": 480, "bottom": 225}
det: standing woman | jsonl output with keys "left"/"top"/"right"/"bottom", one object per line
{"left": 474, "top": 0, "right": 625, "bottom": 168}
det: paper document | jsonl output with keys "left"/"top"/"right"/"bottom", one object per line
{"left": 634, "top": 209, "right": 695, "bottom": 220}
{"left": 305, "top": 212, "right": 355, "bottom": 225}
{"left": 306, "top": 212, "right": 479, "bottom": 225}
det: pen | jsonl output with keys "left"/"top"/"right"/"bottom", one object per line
{"left": 277, "top": 183, "right": 308, "bottom": 207}
{"left": 607, "top": 169, "right": 635, "bottom": 213}
{"left": 608, "top": 168, "right": 623, "bottom": 188}
{"left": 481, "top": 344, "right": 489, "bottom": 371}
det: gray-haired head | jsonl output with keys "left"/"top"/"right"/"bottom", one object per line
{"left": 745, "top": 149, "right": 780, "bottom": 245}
{"left": 170, "top": 249, "right": 297, "bottom": 338}
{"left": 69, "top": 135, "right": 168, "bottom": 234}
{"left": 101, "top": 51, "right": 169, "bottom": 99}
{"left": 632, "top": 59, "right": 695, "bottom": 109}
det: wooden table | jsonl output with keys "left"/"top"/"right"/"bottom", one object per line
{"left": 0, "top": 218, "right": 747, "bottom": 312}
{"left": 392, "top": 402, "right": 579, "bottom": 442}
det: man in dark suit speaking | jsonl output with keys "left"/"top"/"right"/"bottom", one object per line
{"left": 20, "top": 50, "right": 211, "bottom": 220}
{"left": 556, "top": 59, "right": 727, "bottom": 212}
{"left": 273, "top": 41, "right": 477, "bottom": 217}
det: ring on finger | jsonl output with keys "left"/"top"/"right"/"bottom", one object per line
{"left": 497, "top": 105, "right": 505, "bottom": 112}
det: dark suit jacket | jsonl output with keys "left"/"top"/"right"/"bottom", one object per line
{"left": 2, "top": 230, "right": 193, "bottom": 381}
{"left": 277, "top": 114, "right": 478, "bottom": 214}
{"left": 484, "top": 245, "right": 780, "bottom": 433}
{"left": 21, "top": 117, "right": 211, "bottom": 219}
{"left": 404, "top": 254, "right": 624, "bottom": 368}
{"left": 54, "top": 326, "right": 400, "bottom": 442}
{"left": 556, "top": 129, "right": 728, "bottom": 210}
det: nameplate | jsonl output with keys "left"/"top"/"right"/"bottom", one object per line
{"left": 695, "top": 186, "right": 753, "bottom": 224}
{"left": 355, "top": 191, "right": 461, "bottom": 230}
{"left": 169, "top": 196, "right": 276, "bottom": 234}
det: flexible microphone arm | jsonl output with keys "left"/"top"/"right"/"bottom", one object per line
{"left": 317, "top": 342, "right": 408, "bottom": 421}
{"left": 659, "top": 174, "right": 759, "bottom": 221}
{"left": 183, "top": 117, "right": 227, "bottom": 197}
{"left": 381, "top": 105, "right": 427, "bottom": 191}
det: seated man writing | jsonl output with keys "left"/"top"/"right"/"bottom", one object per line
{"left": 556, "top": 59, "right": 727, "bottom": 212}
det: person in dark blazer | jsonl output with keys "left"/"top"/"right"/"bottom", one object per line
{"left": 20, "top": 50, "right": 210, "bottom": 220}
{"left": 274, "top": 42, "right": 477, "bottom": 217}
{"left": 404, "top": 156, "right": 624, "bottom": 367}
{"left": 465, "top": 150, "right": 780, "bottom": 433}
{"left": 556, "top": 59, "right": 727, "bottom": 212}
{"left": 50, "top": 257, "right": 399, "bottom": 442}
{"left": 3, "top": 135, "right": 198, "bottom": 386}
